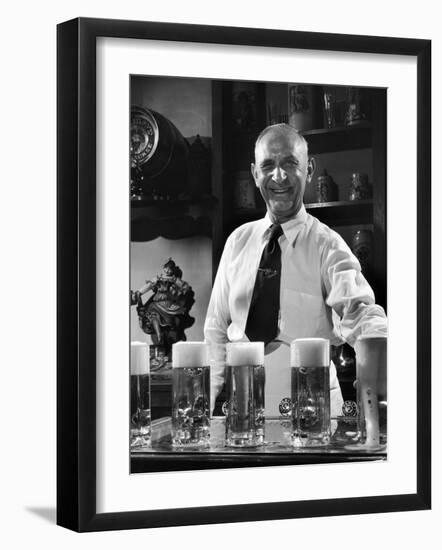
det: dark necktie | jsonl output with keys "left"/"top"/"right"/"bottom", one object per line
{"left": 245, "top": 224, "right": 283, "bottom": 345}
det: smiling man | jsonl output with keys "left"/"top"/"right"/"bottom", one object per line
{"left": 204, "top": 123, "right": 387, "bottom": 416}
{"left": 253, "top": 124, "right": 312, "bottom": 224}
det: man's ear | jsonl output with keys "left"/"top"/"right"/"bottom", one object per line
{"left": 307, "top": 156, "right": 316, "bottom": 183}
{"left": 251, "top": 163, "right": 258, "bottom": 186}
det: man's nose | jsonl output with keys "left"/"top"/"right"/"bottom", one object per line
{"left": 271, "top": 166, "right": 287, "bottom": 183}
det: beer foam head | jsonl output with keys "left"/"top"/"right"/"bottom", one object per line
{"left": 226, "top": 342, "right": 264, "bottom": 367}
{"left": 130, "top": 341, "right": 150, "bottom": 375}
{"left": 172, "top": 342, "right": 209, "bottom": 368}
{"left": 355, "top": 334, "right": 387, "bottom": 367}
{"left": 290, "top": 338, "right": 330, "bottom": 367}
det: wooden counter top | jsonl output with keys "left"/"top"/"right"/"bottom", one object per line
{"left": 131, "top": 417, "right": 386, "bottom": 473}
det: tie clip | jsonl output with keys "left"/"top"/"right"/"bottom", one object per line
{"left": 258, "top": 268, "right": 279, "bottom": 278}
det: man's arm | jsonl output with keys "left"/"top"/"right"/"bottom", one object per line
{"left": 204, "top": 235, "right": 234, "bottom": 412}
{"left": 321, "top": 234, "right": 387, "bottom": 346}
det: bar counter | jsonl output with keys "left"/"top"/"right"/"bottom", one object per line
{"left": 131, "top": 416, "right": 386, "bottom": 473}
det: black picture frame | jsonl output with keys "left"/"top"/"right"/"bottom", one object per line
{"left": 57, "top": 17, "right": 431, "bottom": 532}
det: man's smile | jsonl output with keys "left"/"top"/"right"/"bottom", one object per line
{"left": 270, "top": 188, "right": 292, "bottom": 195}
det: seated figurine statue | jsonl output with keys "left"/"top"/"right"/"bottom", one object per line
{"left": 131, "top": 258, "right": 195, "bottom": 353}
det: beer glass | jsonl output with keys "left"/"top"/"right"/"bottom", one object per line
{"left": 171, "top": 342, "right": 210, "bottom": 448}
{"left": 354, "top": 335, "right": 387, "bottom": 449}
{"left": 291, "top": 338, "right": 331, "bottom": 446}
{"left": 225, "top": 342, "right": 265, "bottom": 447}
{"left": 130, "top": 341, "right": 151, "bottom": 448}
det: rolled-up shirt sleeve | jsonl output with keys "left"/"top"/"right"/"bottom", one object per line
{"left": 204, "top": 234, "right": 234, "bottom": 410}
{"left": 321, "top": 234, "right": 387, "bottom": 347}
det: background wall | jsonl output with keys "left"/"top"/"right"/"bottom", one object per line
{"left": 0, "top": 0, "right": 440, "bottom": 548}
{"left": 132, "top": 76, "right": 212, "bottom": 138}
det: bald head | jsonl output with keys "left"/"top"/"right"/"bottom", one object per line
{"left": 254, "top": 124, "right": 308, "bottom": 163}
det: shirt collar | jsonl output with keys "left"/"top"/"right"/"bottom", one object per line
{"left": 262, "top": 204, "right": 308, "bottom": 245}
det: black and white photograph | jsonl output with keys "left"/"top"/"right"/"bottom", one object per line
{"left": 50, "top": 12, "right": 432, "bottom": 535}
{"left": 129, "top": 75, "right": 388, "bottom": 472}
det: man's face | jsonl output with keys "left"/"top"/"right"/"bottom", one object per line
{"left": 251, "top": 129, "right": 313, "bottom": 224}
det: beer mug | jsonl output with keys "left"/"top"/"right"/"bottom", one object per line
{"left": 130, "top": 341, "right": 151, "bottom": 448}
{"left": 225, "top": 342, "right": 265, "bottom": 447}
{"left": 354, "top": 335, "right": 387, "bottom": 449}
{"left": 171, "top": 342, "right": 211, "bottom": 448}
{"left": 291, "top": 338, "right": 331, "bottom": 446}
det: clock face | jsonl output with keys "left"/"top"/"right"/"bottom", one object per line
{"left": 130, "top": 107, "right": 159, "bottom": 167}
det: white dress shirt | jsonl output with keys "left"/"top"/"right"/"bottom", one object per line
{"left": 204, "top": 205, "right": 387, "bottom": 416}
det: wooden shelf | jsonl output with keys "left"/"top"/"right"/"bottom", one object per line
{"left": 301, "top": 123, "right": 372, "bottom": 154}
{"left": 305, "top": 199, "right": 372, "bottom": 208}
{"left": 130, "top": 195, "right": 218, "bottom": 241}
{"left": 131, "top": 215, "right": 212, "bottom": 242}
{"left": 306, "top": 199, "right": 373, "bottom": 225}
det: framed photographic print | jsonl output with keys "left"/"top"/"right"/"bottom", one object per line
{"left": 57, "top": 17, "right": 431, "bottom": 532}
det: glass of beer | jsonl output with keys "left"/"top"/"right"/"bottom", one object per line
{"left": 354, "top": 335, "right": 387, "bottom": 449}
{"left": 171, "top": 342, "right": 211, "bottom": 448}
{"left": 130, "top": 341, "right": 151, "bottom": 448}
{"left": 291, "top": 338, "right": 331, "bottom": 446}
{"left": 225, "top": 342, "right": 265, "bottom": 447}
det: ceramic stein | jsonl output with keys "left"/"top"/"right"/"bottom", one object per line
{"left": 316, "top": 169, "right": 338, "bottom": 203}
{"left": 349, "top": 173, "right": 372, "bottom": 201}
